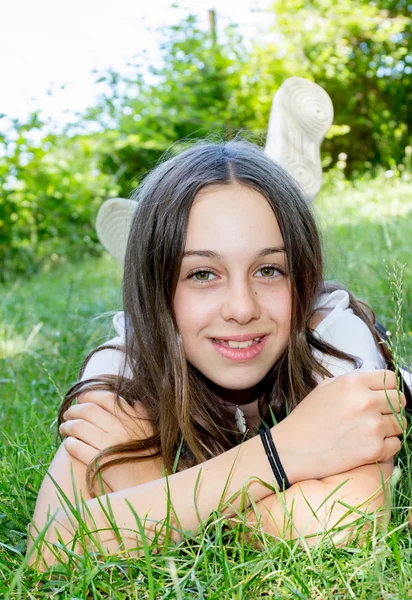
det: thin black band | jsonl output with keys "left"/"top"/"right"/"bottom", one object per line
{"left": 261, "top": 426, "right": 290, "bottom": 490}
{"left": 266, "top": 428, "right": 290, "bottom": 487}
{"left": 259, "top": 423, "right": 291, "bottom": 490}
{"left": 259, "top": 426, "right": 283, "bottom": 486}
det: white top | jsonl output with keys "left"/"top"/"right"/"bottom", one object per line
{"left": 312, "top": 290, "right": 386, "bottom": 378}
{"left": 81, "top": 290, "right": 411, "bottom": 390}
{"left": 82, "top": 311, "right": 131, "bottom": 380}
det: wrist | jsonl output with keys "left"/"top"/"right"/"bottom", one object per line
{"left": 270, "top": 420, "right": 310, "bottom": 485}
{"left": 259, "top": 424, "right": 291, "bottom": 490}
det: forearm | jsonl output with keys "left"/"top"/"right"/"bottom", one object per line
{"left": 30, "top": 366, "right": 405, "bottom": 567}
{"left": 31, "top": 446, "right": 94, "bottom": 524}
{"left": 31, "top": 433, "right": 278, "bottom": 566}
{"left": 246, "top": 460, "right": 393, "bottom": 544}
{"left": 29, "top": 442, "right": 165, "bottom": 536}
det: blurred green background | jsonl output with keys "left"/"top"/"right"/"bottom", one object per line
{"left": 1, "top": 0, "right": 411, "bottom": 279}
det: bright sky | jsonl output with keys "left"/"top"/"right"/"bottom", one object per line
{"left": 1, "top": 0, "right": 273, "bottom": 126}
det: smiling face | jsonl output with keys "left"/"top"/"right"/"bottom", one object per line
{"left": 173, "top": 182, "right": 292, "bottom": 400}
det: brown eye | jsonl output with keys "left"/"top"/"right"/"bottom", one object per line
{"left": 255, "top": 265, "right": 282, "bottom": 278}
{"left": 194, "top": 271, "right": 210, "bottom": 281}
{"left": 189, "top": 270, "right": 216, "bottom": 282}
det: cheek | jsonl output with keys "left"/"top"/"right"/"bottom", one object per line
{"left": 263, "top": 284, "right": 292, "bottom": 324}
{"left": 283, "top": 289, "right": 293, "bottom": 323}
{"left": 173, "top": 286, "right": 214, "bottom": 337}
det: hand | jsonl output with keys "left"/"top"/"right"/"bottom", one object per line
{"left": 273, "top": 370, "right": 406, "bottom": 483}
{"left": 59, "top": 391, "right": 163, "bottom": 492}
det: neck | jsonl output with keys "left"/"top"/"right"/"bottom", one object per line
{"left": 192, "top": 367, "right": 269, "bottom": 421}
{"left": 209, "top": 378, "right": 265, "bottom": 404}
{"left": 207, "top": 380, "right": 267, "bottom": 420}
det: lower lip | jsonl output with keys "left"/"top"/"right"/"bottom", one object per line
{"left": 210, "top": 336, "right": 267, "bottom": 362}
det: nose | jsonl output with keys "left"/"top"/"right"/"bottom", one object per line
{"left": 220, "top": 277, "right": 261, "bottom": 324}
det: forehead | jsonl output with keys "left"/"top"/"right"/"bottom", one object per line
{"left": 185, "top": 183, "right": 283, "bottom": 248}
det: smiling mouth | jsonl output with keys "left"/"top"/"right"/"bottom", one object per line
{"left": 211, "top": 337, "right": 264, "bottom": 349}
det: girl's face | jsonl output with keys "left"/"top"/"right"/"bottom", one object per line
{"left": 173, "top": 183, "right": 292, "bottom": 397}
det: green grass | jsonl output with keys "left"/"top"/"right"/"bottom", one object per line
{"left": 1, "top": 173, "right": 411, "bottom": 598}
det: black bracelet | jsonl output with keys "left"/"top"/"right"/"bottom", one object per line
{"left": 259, "top": 424, "right": 283, "bottom": 485}
{"left": 259, "top": 423, "right": 291, "bottom": 490}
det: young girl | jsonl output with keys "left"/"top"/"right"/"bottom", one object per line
{"left": 29, "top": 140, "right": 409, "bottom": 568}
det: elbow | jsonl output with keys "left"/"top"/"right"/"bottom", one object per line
{"left": 26, "top": 509, "right": 79, "bottom": 571}
{"left": 254, "top": 475, "right": 391, "bottom": 548}
{"left": 291, "top": 475, "right": 392, "bottom": 546}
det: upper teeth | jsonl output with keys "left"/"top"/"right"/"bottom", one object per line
{"left": 226, "top": 338, "right": 260, "bottom": 349}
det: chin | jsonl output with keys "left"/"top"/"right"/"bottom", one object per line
{"left": 188, "top": 356, "right": 275, "bottom": 392}
{"left": 208, "top": 374, "right": 265, "bottom": 391}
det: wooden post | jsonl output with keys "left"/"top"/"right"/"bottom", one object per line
{"left": 208, "top": 9, "right": 217, "bottom": 45}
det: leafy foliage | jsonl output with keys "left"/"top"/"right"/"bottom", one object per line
{"left": 0, "top": 115, "right": 119, "bottom": 277}
{"left": 269, "top": 0, "right": 412, "bottom": 175}
{"left": 0, "top": 3, "right": 411, "bottom": 279}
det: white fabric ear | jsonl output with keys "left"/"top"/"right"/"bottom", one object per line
{"left": 96, "top": 197, "right": 137, "bottom": 262}
{"left": 265, "top": 77, "right": 334, "bottom": 202}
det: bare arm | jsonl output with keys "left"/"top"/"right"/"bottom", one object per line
{"left": 29, "top": 345, "right": 163, "bottom": 533}
{"left": 29, "top": 424, "right": 276, "bottom": 567}
{"left": 246, "top": 459, "right": 393, "bottom": 545}
{"left": 30, "top": 429, "right": 394, "bottom": 566}
{"left": 30, "top": 445, "right": 94, "bottom": 536}
{"left": 28, "top": 370, "right": 405, "bottom": 568}
{"left": 30, "top": 395, "right": 164, "bottom": 536}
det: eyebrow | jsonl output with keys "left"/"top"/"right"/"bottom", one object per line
{"left": 182, "top": 246, "right": 286, "bottom": 259}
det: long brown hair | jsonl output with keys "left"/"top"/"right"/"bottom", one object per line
{"left": 58, "top": 139, "right": 409, "bottom": 496}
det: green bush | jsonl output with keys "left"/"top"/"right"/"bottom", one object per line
{"left": 1, "top": 4, "right": 411, "bottom": 280}
{"left": 0, "top": 117, "right": 120, "bottom": 278}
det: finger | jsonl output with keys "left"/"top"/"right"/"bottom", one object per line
{"left": 76, "top": 392, "right": 152, "bottom": 435}
{"left": 381, "top": 435, "right": 402, "bottom": 461}
{"left": 64, "top": 402, "right": 143, "bottom": 441}
{"left": 374, "top": 389, "right": 406, "bottom": 414}
{"left": 77, "top": 390, "right": 117, "bottom": 410}
{"left": 362, "top": 369, "right": 397, "bottom": 391}
{"left": 63, "top": 436, "right": 97, "bottom": 465}
{"left": 383, "top": 413, "right": 407, "bottom": 438}
{"left": 63, "top": 402, "right": 120, "bottom": 434}
{"left": 316, "top": 376, "right": 336, "bottom": 388}
{"left": 59, "top": 419, "right": 109, "bottom": 451}
{"left": 77, "top": 390, "right": 138, "bottom": 419}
